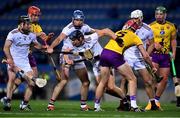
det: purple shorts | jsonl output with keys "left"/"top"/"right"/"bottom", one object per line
{"left": 99, "top": 49, "right": 125, "bottom": 69}
{"left": 151, "top": 53, "right": 170, "bottom": 68}
{"left": 28, "top": 53, "right": 37, "bottom": 67}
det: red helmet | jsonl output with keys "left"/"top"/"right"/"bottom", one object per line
{"left": 123, "top": 19, "right": 140, "bottom": 31}
{"left": 28, "top": 6, "right": 41, "bottom": 16}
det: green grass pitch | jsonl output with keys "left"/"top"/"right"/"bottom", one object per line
{"left": 0, "top": 100, "right": 180, "bottom": 118}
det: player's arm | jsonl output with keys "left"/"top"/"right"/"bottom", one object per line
{"left": 37, "top": 32, "right": 54, "bottom": 42}
{"left": 146, "top": 38, "right": 155, "bottom": 55}
{"left": 32, "top": 40, "right": 46, "bottom": 50}
{"left": 138, "top": 44, "right": 156, "bottom": 71}
{"left": 96, "top": 28, "right": 117, "bottom": 39}
{"left": 3, "top": 40, "right": 14, "bottom": 66}
{"left": 47, "top": 33, "right": 67, "bottom": 54}
{"left": 171, "top": 30, "right": 177, "bottom": 60}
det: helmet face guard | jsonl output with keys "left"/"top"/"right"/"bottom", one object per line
{"left": 72, "top": 10, "right": 85, "bottom": 21}
{"left": 18, "top": 15, "right": 30, "bottom": 24}
{"left": 18, "top": 15, "right": 31, "bottom": 34}
{"left": 130, "top": 9, "right": 143, "bottom": 20}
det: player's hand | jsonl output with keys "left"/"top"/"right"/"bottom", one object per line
{"left": 46, "top": 47, "right": 53, "bottom": 54}
{"left": 47, "top": 32, "right": 54, "bottom": 41}
{"left": 172, "top": 52, "right": 176, "bottom": 60}
{"left": 65, "top": 59, "right": 74, "bottom": 65}
{"left": 42, "top": 44, "right": 49, "bottom": 49}
{"left": 7, "top": 58, "right": 14, "bottom": 68}
{"left": 151, "top": 67, "right": 157, "bottom": 73}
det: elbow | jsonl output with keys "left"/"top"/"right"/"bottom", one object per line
{"left": 3, "top": 46, "right": 7, "bottom": 53}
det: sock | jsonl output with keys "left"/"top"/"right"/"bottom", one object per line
{"left": 94, "top": 98, "right": 100, "bottom": 109}
{"left": 150, "top": 99, "right": 156, "bottom": 106}
{"left": 80, "top": 99, "right": 87, "bottom": 108}
{"left": 155, "top": 96, "right": 160, "bottom": 102}
{"left": 23, "top": 100, "right": 29, "bottom": 105}
{"left": 49, "top": 98, "right": 55, "bottom": 105}
{"left": 130, "top": 95, "right": 138, "bottom": 108}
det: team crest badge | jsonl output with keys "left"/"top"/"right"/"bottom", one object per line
{"left": 160, "top": 30, "right": 165, "bottom": 35}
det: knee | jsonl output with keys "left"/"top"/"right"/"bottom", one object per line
{"left": 144, "top": 80, "right": 152, "bottom": 87}
{"left": 107, "top": 85, "right": 114, "bottom": 91}
{"left": 82, "top": 80, "right": 90, "bottom": 87}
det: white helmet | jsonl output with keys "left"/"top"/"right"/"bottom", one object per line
{"left": 130, "top": 9, "right": 143, "bottom": 19}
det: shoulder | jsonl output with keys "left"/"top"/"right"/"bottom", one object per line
{"left": 66, "top": 22, "right": 74, "bottom": 29}
{"left": 165, "top": 21, "right": 175, "bottom": 29}
{"left": 165, "top": 21, "right": 174, "bottom": 26}
{"left": 85, "top": 33, "right": 98, "bottom": 41}
{"left": 29, "top": 32, "right": 36, "bottom": 38}
{"left": 10, "top": 28, "right": 19, "bottom": 34}
{"left": 149, "top": 21, "right": 156, "bottom": 26}
{"left": 142, "top": 23, "right": 152, "bottom": 31}
{"left": 82, "top": 24, "right": 90, "bottom": 27}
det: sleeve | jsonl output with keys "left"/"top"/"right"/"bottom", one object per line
{"left": 84, "top": 24, "right": 93, "bottom": 33}
{"left": 6, "top": 32, "right": 14, "bottom": 42}
{"left": 61, "top": 27, "right": 70, "bottom": 36}
{"left": 37, "top": 25, "right": 43, "bottom": 33}
{"left": 62, "top": 38, "right": 73, "bottom": 51}
{"left": 147, "top": 29, "right": 154, "bottom": 40}
{"left": 32, "top": 34, "right": 38, "bottom": 43}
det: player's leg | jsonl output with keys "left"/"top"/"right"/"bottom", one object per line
{"left": 117, "top": 62, "right": 144, "bottom": 112}
{"left": 1, "top": 69, "right": 16, "bottom": 111}
{"left": 155, "top": 67, "right": 170, "bottom": 107}
{"left": 94, "top": 66, "right": 110, "bottom": 111}
{"left": 107, "top": 75, "right": 130, "bottom": 111}
{"left": 138, "top": 68, "right": 160, "bottom": 110}
{"left": 47, "top": 66, "right": 68, "bottom": 111}
{"left": 75, "top": 66, "right": 90, "bottom": 111}
{"left": 19, "top": 70, "right": 34, "bottom": 111}
{"left": 93, "top": 61, "right": 123, "bottom": 98}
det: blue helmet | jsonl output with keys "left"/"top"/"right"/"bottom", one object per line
{"left": 72, "top": 10, "right": 85, "bottom": 21}
{"left": 69, "top": 30, "right": 84, "bottom": 41}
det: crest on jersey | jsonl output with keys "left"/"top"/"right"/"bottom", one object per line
{"left": 160, "top": 30, "right": 165, "bottom": 35}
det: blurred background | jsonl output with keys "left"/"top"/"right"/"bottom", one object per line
{"left": 0, "top": 0, "right": 180, "bottom": 102}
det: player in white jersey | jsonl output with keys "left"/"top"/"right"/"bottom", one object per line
{"left": 47, "top": 10, "right": 95, "bottom": 54}
{"left": 2, "top": 15, "right": 44, "bottom": 111}
{"left": 119, "top": 10, "right": 160, "bottom": 111}
{"left": 47, "top": 29, "right": 130, "bottom": 111}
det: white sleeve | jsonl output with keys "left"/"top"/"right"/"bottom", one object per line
{"left": 62, "top": 39, "right": 73, "bottom": 51}
{"left": 62, "top": 27, "right": 70, "bottom": 36}
{"left": 84, "top": 24, "right": 93, "bottom": 33}
{"left": 6, "top": 32, "right": 14, "bottom": 42}
{"left": 148, "top": 29, "right": 154, "bottom": 40}
{"left": 32, "top": 34, "right": 38, "bottom": 43}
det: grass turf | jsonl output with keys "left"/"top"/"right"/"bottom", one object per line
{"left": 0, "top": 100, "right": 180, "bottom": 118}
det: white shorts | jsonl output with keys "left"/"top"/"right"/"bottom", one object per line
{"left": 91, "top": 60, "right": 100, "bottom": 77}
{"left": 9, "top": 57, "right": 32, "bottom": 73}
{"left": 59, "top": 54, "right": 86, "bottom": 70}
{"left": 124, "top": 57, "right": 146, "bottom": 70}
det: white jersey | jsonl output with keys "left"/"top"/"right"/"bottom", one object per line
{"left": 62, "top": 33, "right": 102, "bottom": 75}
{"left": 62, "top": 22, "right": 93, "bottom": 36}
{"left": 124, "top": 23, "right": 153, "bottom": 59}
{"left": 6, "top": 28, "right": 37, "bottom": 72}
{"left": 63, "top": 33, "right": 102, "bottom": 57}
